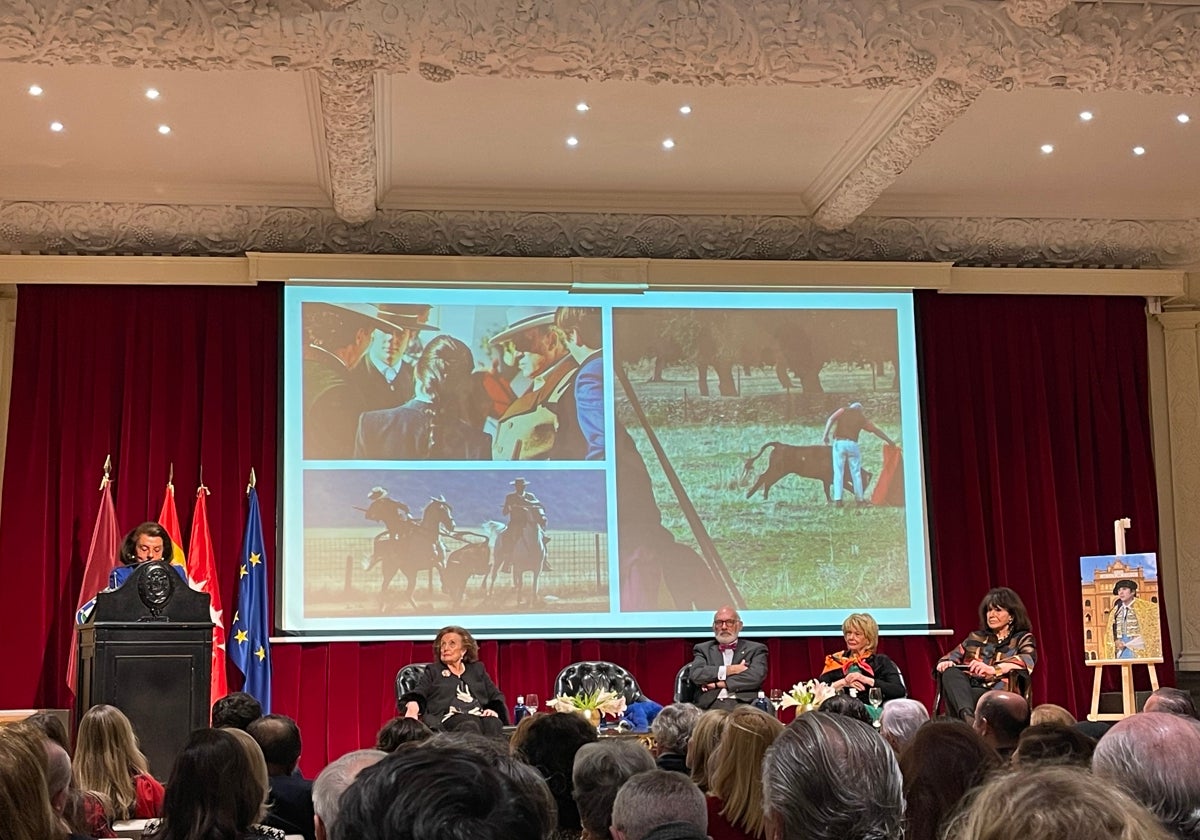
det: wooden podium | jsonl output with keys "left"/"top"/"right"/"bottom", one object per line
{"left": 76, "top": 561, "right": 212, "bottom": 779}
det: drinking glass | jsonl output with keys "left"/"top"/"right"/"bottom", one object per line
{"left": 769, "top": 688, "right": 783, "bottom": 715}
{"left": 525, "top": 692, "right": 540, "bottom": 712}
{"left": 868, "top": 687, "right": 883, "bottom": 708}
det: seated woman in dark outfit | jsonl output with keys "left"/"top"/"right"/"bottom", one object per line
{"left": 398, "top": 625, "right": 508, "bottom": 737}
{"left": 819, "top": 612, "right": 907, "bottom": 704}
{"left": 935, "top": 586, "right": 1037, "bottom": 721}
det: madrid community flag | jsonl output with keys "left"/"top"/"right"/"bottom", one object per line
{"left": 188, "top": 484, "right": 228, "bottom": 702}
{"left": 68, "top": 468, "right": 121, "bottom": 692}
{"left": 157, "top": 480, "right": 189, "bottom": 577}
{"left": 230, "top": 480, "right": 271, "bottom": 712}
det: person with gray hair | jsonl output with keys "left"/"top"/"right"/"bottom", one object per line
{"left": 610, "top": 769, "right": 707, "bottom": 840}
{"left": 313, "top": 749, "right": 386, "bottom": 840}
{"left": 762, "top": 711, "right": 904, "bottom": 840}
{"left": 651, "top": 703, "right": 701, "bottom": 774}
{"left": 879, "top": 697, "right": 928, "bottom": 753}
{"left": 572, "top": 740, "right": 655, "bottom": 840}
{"left": 1143, "top": 687, "right": 1198, "bottom": 719}
{"left": 1093, "top": 712, "right": 1200, "bottom": 840}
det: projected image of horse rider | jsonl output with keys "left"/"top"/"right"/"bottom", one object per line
{"left": 494, "top": 478, "right": 548, "bottom": 578}
{"left": 364, "top": 485, "right": 411, "bottom": 542}
{"left": 821, "top": 401, "right": 897, "bottom": 507}
{"left": 351, "top": 304, "right": 437, "bottom": 412}
{"left": 355, "top": 335, "right": 492, "bottom": 460}
{"left": 303, "top": 302, "right": 417, "bottom": 460}
{"left": 489, "top": 308, "right": 585, "bottom": 460}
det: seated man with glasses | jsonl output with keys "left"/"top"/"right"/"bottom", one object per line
{"left": 688, "top": 606, "right": 768, "bottom": 709}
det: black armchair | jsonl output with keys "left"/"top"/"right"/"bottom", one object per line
{"left": 674, "top": 662, "right": 698, "bottom": 704}
{"left": 395, "top": 662, "right": 432, "bottom": 712}
{"left": 553, "top": 661, "right": 647, "bottom": 706}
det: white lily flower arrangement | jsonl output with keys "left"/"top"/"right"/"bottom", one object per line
{"left": 778, "top": 679, "right": 836, "bottom": 712}
{"left": 547, "top": 688, "right": 628, "bottom": 718}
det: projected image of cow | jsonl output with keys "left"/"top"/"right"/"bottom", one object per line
{"left": 612, "top": 307, "right": 909, "bottom": 612}
{"left": 301, "top": 470, "right": 608, "bottom": 616}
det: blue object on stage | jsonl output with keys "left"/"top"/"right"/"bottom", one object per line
{"left": 230, "top": 486, "right": 272, "bottom": 714}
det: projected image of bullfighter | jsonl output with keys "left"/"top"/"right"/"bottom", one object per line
{"left": 822, "top": 401, "right": 897, "bottom": 507}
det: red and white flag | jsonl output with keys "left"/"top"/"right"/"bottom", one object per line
{"left": 188, "top": 484, "right": 228, "bottom": 703}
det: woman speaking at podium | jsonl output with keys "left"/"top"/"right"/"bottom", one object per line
{"left": 75, "top": 522, "right": 188, "bottom": 624}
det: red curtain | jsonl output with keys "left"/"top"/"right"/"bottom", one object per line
{"left": 0, "top": 284, "right": 1167, "bottom": 777}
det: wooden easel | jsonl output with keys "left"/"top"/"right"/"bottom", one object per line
{"left": 1087, "top": 518, "right": 1161, "bottom": 721}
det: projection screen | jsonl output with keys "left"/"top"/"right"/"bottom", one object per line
{"left": 280, "top": 284, "right": 933, "bottom": 638}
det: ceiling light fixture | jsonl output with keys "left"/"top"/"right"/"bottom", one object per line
{"left": 157, "top": 124, "right": 172, "bottom": 135}
{"left": 1079, "top": 110, "right": 1093, "bottom": 121}
{"left": 1133, "top": 145, "right": 1146, "bottom": 156}
{"left": 662, "top": 138, "right": 675, "bottom": 149}
{"left": 1040, "top": 143, "right": 1054, "bottom": 154}
{"left": 679, "top": 105, "right": 692, "bottom": 115}
{"left": 566, "top": 136, "right": 578, "bottom": 147}
{"left": 50, "top": 121, "right": 63, "bottom": 132}
{"left": 28, "top": 84, "right": 43, "bottom": 96}
{"left": 575, "top": 102, "right": 589, "bottom": 112}
{"left": 146, "top": 88, "right": 160, "bottom": 100}
{"left": 1178, "top": 113, "right": 1191, "bottom": 124}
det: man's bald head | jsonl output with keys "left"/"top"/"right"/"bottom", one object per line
{"left": 973, "top": 691, "right": 1029, "bottom": 749}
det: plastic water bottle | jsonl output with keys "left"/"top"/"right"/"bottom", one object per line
{"left": 513, "top": 696, "right": 529, "bottom": 724}
{"left": 753, "top": 691, "right": 773, "bottom": 714}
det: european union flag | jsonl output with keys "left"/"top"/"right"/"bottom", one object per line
{"left": 230, "top": 485, "right": 272, "bottom": 713}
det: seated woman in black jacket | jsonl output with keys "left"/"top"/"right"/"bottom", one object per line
{"left": 398, "top": 625, "right": 508, "bottom": 736}
{"left": 818, "top": 612, "right": 907, "bottom": 704}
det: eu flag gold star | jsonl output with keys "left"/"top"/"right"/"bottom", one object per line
{"left": 255, "top": 645, "right": 266, "bottom": 661}
{"left": 239, "top": 564, "right": 248, "bottom": 579}
{"left": 235, "top": 629, "right": 248, "bottom": 644}
{"left": 249, "top": 552, "right": 261, "bottom": 567}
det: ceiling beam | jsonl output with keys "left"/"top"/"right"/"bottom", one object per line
{"left": 316, "top": 62, "right": 378, "bottom": 224}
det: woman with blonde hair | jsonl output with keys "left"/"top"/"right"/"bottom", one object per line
{"left": 0, "top": 724, "right": 68, "bottom": 840}
{"left": 818, "top": 612, "right": 907, "bottom": 705}
{"left": 686, "top": 707, "right": 730, "bottom": 792}
{"left": 73, "top": 704, "right": 164, "bottom": 821}
{"left": 705, "top": 705, "right": 784, "bottom": 840}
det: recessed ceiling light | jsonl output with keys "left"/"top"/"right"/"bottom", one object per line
{"left": 49, "top": 121, "right": 63, "bottom": 132}
{"left": 575, "top": 102, "right": 589, "bottom": 112}
{"left": 1178, "top": 113, "right": 1191, "bottom": 124}
{"left": 1133, "top": 145, "right": 1146, "bottom": 156}
{"left": 679, "top": 105, "right": 692, "bottom": 115}
{"left": 662, "top": 138, "right": 675, "bottom": 150}
{"left": 1040, "top": 143, "right": 1054, "bottom": 154}
{"left": 28, "top": 84, "right": 43, "bottom": 96}
{"left": 157, "top": 124, "right": 172, "bottom": 135}
{"left": 145, "top": 88, "right": 160, "bottom": 100}
{"left": 1079, "top": 110, "right": 1093, "bottom": 121}
{"left": 566, "top": 136, "right": 578, "bottom": 147}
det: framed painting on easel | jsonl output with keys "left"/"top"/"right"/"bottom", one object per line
{"left": 1080, "top": 553, "right": 1162, "bottom": 663}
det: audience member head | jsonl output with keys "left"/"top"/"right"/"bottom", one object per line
{"left": 976, "top": 587, "right": 1031, "bottom": 634}
{"left": 313, "top": 749, "right": 386, "bottom": 840}
{"left": 652, "top": 703, "right": 701, "bottom": 759}
{"left": 508, "top": 711, "right": 543, "bottom": 756}
{"left": 1011, "top": 722, "right": 1095, "bottom": 768}
{"left": 211, "top": 691, "right": 264, "bottom": 730}
{"left": 142, "top": 728, "right": 267, "bottom": 840}
{"left": 224, "top": 726, "right": 271, "bottom": 823}
{"left": 247, "top": 713, "right": 302, "bottom": 775}
{"left": 333, "top": 744, "right": 548, "bottom": 840}
{"left": 709, "top": 705, "right": 784, "bottom": 839}
{"left": 1030, "top": 702, "right": 1077, "bottom": 728}
{"left": 973, "top": 690, "right": 1029, "bottom": 751}
{"left": 375, "top": 715, "right": 433, "bottom": 752}
{"left": 514, "top": 711, "right": 598, "bottom": 833}
{"left": 685, "top": 707, "right": 730, "bottom": 792}
{"left": 879, "top": 698, "right": 928, "bottom": 753}
{"left": 572, "top": 740, "right": 655, "bottom": 840}
{"left": 0, "top": 724, "right": 63, "bottom": 840}
{"left": 1093, "top": 712, "right": 1200, "bottom": 840}
{"left": 819, "top": 693, "right": 873, "bottom": 725}
{"left": 73, "top": 703, "right": 152, "bottom": 821}
{"left": 897, "top": 718, "right": 1001, "bottom": 840}
{"left": 762, "top": 711, "right": 903, "bottom": 840}
{"left": 23, "top": 711, "right": 70, "bottom": 754}
{"left": 943, "top": 764, "right": 1172, "bottom": 840}
{"left": 43, "top": 738, "right": 74, "bottom": 814}
{"left": 1143, "top": 687, "right": 1198, "bottom": 719}
{"left": 611, "top": 769, "right": 707, "bottom": 840}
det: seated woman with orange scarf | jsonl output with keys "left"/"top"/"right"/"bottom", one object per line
{"left": 818, "top": 612, "right": 907, "bottom": 705}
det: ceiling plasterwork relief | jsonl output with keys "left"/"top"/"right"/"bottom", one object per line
{"left": 317, "top": 61, "right": 377, "bottom": 224}
{"left": 1, "top": 202, "right": 1197, "bottom": 268}
{"left": 813, "top": 77, "right": 980, "bottom": 231}
{"left": 1002, "top": 0, "right": 1073, "bottom": 29}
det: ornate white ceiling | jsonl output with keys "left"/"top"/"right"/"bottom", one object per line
{"left": 2, "top": 0, "right": 1200, "bottom": 266}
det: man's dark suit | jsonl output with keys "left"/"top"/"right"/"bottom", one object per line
{"left": 351, "top": 359, "right": 415, "bottom": 412}
{"left": 689, "top": 638, "right": 768, "bottom": 709}
{"left": 262, "top": 773, "right": 316, "bottom": 840}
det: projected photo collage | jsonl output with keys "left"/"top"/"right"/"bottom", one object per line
{"left": 283, "top": 288, "right": 931, "bottom": 638}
